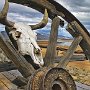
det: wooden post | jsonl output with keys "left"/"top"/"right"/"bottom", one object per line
{"left": 44, "top": 16, "right": 60, "bottom": 66}
{"left": 57, "top": 36, "right": 82, "bottom": 68}
{"left": 0, "top": 34, "right": 35, "bottom": 78}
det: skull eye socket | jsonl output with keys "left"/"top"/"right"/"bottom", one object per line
{"left": 11, "top": 27, "right": 16, "bottom": 30}
{"left": 34, "top": 49, "right": 41, "bottom": 54}
{"left": 15, "top": 31, "right": 21, "bottom": 38}
{"left": 16, "top": 36, "right": 20, "bottom": 38}
{"left": 13, "top": 27, "right": 16, "bottom": 29}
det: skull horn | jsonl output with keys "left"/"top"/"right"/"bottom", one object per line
{"left": 30, "top": 9, "right": 48, "bottom": 30}
{"left": 0, "top": 0, "right": 14, "bottom": 27}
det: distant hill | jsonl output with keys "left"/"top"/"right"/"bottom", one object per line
{"left": 0, "top": 31, "right": 49, "bottom": 40}
{"left": 37, "top": 33, "right": 49, "bottom": 40}
{"left": 0, "top": 31, "right": 73, "bottom": 41}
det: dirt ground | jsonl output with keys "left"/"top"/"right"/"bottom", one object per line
{"left": 38, "top": 40, "right": 90, "bottom": 86}
{"left": 67, "top": 61, "right": 90, "bottom": 85}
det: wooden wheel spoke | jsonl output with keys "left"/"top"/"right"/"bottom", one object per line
{"left": 57, "top": 35, "right": 83, "bottom": 68}
{"left": 67, "top": 22, "right": 90, "bottom": 60}
{"left": 44, "top": 16, "right": 60, "bottom": 66}
{"left": 0, "top": 34, "right": 35, "bottom": 78}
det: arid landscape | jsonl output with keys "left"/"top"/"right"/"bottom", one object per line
{"left": 37, "top": 40, "right": 90, "bottom": 86}
{"left": 0, "top": 39, "right": 90, "bottom": 86}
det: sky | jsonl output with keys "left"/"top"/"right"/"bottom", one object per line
{"left": 0, "top": 0, "right": 90, "bottom": 38}
{"left": 55, "top": 0, "right": 90, "bottom": 31}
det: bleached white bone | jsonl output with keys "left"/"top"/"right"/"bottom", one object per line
{"left": 9, "top": 22, "right": 44, "bottom": 67}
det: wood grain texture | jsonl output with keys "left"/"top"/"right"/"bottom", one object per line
{"left": 44, "top": 17, "right": 60, "bottom": 66}
{"left": 70, "top": 21, "right": 90, "bottom": 60}
{"left": 57, "top": 36, "right": 82, "bottom": 68}
{"left": 0, "top": 61, "right": 17, "bottom": 72}
{"left": 0, "top": 33, "right": 35, "bottom": 78}
{"left": 0, "top": 73, "right": 17, "bottom": 90}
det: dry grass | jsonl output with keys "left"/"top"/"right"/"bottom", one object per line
{"left": 0, "top": 40, "right": 90, "bottom": 85}
{"left": 39, "top": 41, "right": 90, "bottom": 86}
{"left": 67, "top": 61, "right": 90, "bottom": 85}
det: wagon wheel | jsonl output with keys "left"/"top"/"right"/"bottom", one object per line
{"left": 0, "top": 0, "right": 90, "bottom": 90}
{"left": 27, "top": 67, "right": 76, "bottom": 90}
{"left": 8, "top": 0, "right": 90, "bottom": 61}
{"left": 26, "top": 16, "right": 79, "bottom": 90}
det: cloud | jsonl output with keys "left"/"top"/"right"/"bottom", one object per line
{"left": 0, "top": 0, "right": 90, "bottom": 38}
{"left": 0, "top": 0, "right": 5, "bottom": 11}
{"left": 55, "top": 0, "right": 90, "bottom": 32}
{"left": 9, "top": 3, "right": 39, "bottom": 14}
{"left": 56, "top": 0, "right": 90, "bottom": 12}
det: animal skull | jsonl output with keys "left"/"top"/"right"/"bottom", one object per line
{"left": 0, "top": 0, "right": 48, "bottom": 67}
{"left": 9, "top": 22, "right": 44, "bottom": 67}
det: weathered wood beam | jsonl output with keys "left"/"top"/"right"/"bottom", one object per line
{"left": 67, "top": 23, "right": 90, "bottom": 60}
{"left": 57, "top": 36, "right": 83, "bottom": 68}
{"left": 0, "top": 61, "right": 17, "bottom": 72}
{"left": 55, "top": 54, "right": 85, "bottom": 63}
{"left": 8, "top": 0, "right": 64, "bottom": 19}
{"left": 71, "top": 21, "right": 90, "bottom": 46}
{"left": 12, "top": 76, "right": 28, "bottom": 87}
{"left": 44, "top": 17, "right": 60, "bottom": 66}
{"left": 66, "top": 23, "right": 79, "bottom": 38}
{"left": 0, "top": 34, "right": 35, "bottom": 78}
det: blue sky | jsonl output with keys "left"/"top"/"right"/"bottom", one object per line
{"left": 0, "top": 0, "right": 90, "bottom": 38}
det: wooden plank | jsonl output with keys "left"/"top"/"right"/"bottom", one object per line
{"left": 7, "top": 70, "right": 22, "bottom": 78}
{"left": 55, "top": 54, "right": 85, "bottom": 63}
{"left": 57, "top": 36, "right": 82, "bottom": 68}
{"left": 0, "top": 80, "right": 9, "bottom": 90}
{"left": 1, "top": 70, "right": 20, "bottom": 81}
{"left": 0, "top": 73, "right": 17, "bottom": 90}
{"left": 12, "top": 76, "right": 28, "bottom": 87}
{"left": 1, "top": 70, "right": 27, "bottom": 87}
{"left": 0, "top": 61, "right": 17, "bottom": 72}
{"left": 0, "top": 33, "right": 35, "bottom": 78}
{"left": 44, "top": 17, "right": 60, "bottom": 66}
{"left": 2, "top": 72, "right": 16, "bottom": 82}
